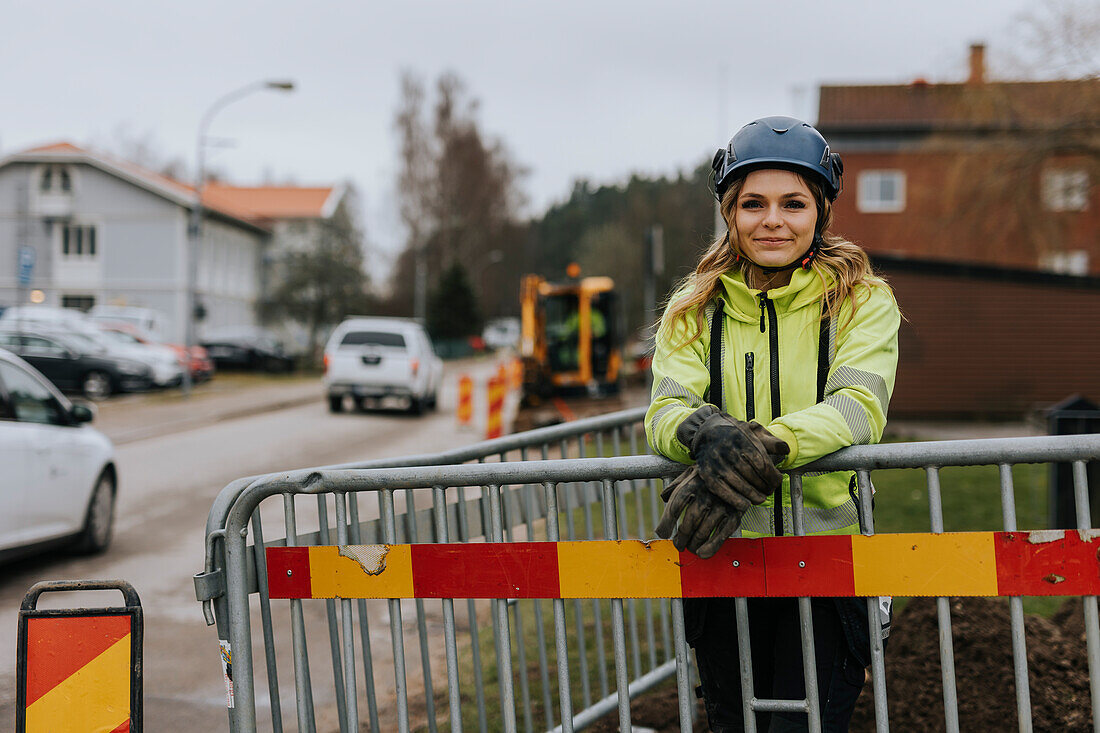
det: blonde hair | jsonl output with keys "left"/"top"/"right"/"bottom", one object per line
{"left": 663, "top": 172, "right": 886, "bottom": 350}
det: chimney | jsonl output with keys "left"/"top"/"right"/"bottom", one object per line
{"left": 968, "top": 43, "right": 986, "bottom": 85}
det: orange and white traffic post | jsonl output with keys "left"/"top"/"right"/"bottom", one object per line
{"left": 486, "top": 376, "right": 506, "bottom": 439}
{"left": 17, "top": 579, "right": 143, "bottom": 733}
{"left": 456, "top": 375, "right": 473, "bottom": 426}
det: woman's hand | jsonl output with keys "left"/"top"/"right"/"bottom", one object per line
{"left": 678, "top": 406, "right": 789, "bottom": 505}
{"left": 655, "top": 466, "right": 743, "bottom": 558}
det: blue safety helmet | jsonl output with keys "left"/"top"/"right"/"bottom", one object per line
{"left": 712, "top": 116, "right": 844, "bottom": 203}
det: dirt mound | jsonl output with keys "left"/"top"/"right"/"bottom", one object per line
{"left": 593, "top": 597, "right": 1094, "bottom": 732}
{"left": 849, "top": 597, "right": 1091, "bottom": 731}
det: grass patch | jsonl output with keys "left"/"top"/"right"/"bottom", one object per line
{"left": 418, "top": 594, "right": 675, "bottom": 733}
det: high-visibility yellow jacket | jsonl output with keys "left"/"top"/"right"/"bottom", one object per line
{"left": 646, "top": 267, "right": 901, "bottom": 537}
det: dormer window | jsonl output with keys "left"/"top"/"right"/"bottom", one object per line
{"left": 39, "top": 165, "right": 73, "bottom": 193}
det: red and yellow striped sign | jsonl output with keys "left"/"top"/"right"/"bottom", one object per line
{"left": 266, "top": 530, "right": 1100, "bottom": 600}
{"left": 485, "top": 376, "right": 506, "bottom": 440}
{"left": 22, "top": 614, "right": 133, "bottom": 732}
{"left": 456, "top": 375, "right": 473, "bottom": 425}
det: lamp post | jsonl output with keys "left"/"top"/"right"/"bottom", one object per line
{"left": 183, "top": 79, "right": 295, "bottom": 397}
{"left": 471, "top": 248, "right": 504, "bottom": 321}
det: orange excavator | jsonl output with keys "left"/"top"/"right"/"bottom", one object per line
{"left": 519, "top": 265, "right": 622, "bottom": 412}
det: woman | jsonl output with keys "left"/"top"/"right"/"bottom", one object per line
{"left": 646, "top": 116, "right": 901, "bottom": 731}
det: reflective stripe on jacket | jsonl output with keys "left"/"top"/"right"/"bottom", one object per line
{"left": 645, "top": 267, "right": 901, "bottom": 537}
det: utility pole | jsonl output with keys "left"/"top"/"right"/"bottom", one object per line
{"left": 414, "top": 245, "right": 427, "bottom": 324}
{"left": 716, "top": 63, "right": 729, "bottom": 240}
{"left": 644, "top": 225, "right": 664, "bottom": 392}
{"left": 644, "top": 225, "right": 664, "bottom": 329}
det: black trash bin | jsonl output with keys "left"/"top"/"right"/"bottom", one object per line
{"left": 1047, "top": 395, "right": 1100, "bottom": 529}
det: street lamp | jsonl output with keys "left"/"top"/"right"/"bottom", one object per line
{"left": 183, "top": 79, "right": 295, "bottom": 397}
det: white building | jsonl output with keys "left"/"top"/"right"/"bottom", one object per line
{"left": 0, "top": 142, "right": 346, "bottom": 343}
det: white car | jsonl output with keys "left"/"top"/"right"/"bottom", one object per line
{"left": 88, "top": 304, "right": 167, "bottom": 339}
{"left": 0, "top": 348, "right": 117, "bottom": 558}
{"left": 483, "top": 317, "right": 521, "bottom": 350}
{"left": 323, "top": 318, "right": 443, "bottom": 415}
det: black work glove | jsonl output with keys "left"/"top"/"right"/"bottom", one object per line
{"left": 655, "top": 466, "right": 743, "bottom": 559}
{"left": 676, "top": 405, "right": 790, "bottom": 509}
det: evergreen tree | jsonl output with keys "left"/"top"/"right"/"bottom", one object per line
{"left": 427, "top": 261, "right": 482, "bottom": 340}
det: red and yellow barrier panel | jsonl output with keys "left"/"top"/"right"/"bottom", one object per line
{"left": 456, "top": 375, "right": 473, "bottom": 426}
{"left": 485, "top": 376, "right": 506, "bottom": 439}
{"left": 266, "top": 530, "right": 1100, "bottom": 600}
{"left": 17, "top": 580, "right": 142, "bottom": 733}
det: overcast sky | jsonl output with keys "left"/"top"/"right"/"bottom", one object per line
{"left": 1, "top": 0, "right": 1043, "bottom": 261}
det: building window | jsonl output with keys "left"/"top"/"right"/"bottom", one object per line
{"left": 61, "top": 295, "right": 96, "bottom": 312}
{"left": 61, "top": 224, "right": 97, "bottom": 257}
{"left": 1042, "top": 169, "right": 1089, "bottom": 212}
{"left": 857, "top": 170, "right": 906, "bottom": 213}
{"left": 1039, "top": 250, "right": 1089, "bottom": 275}
{"left": 39, "top": 165, "right": 73, "bottom": 193}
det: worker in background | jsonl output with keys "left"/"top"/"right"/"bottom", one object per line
{"left": 646, "top": 116, "right": 901, "bottom": 731}
{"left": 552, "top": 298, "right": 606, "bottom": 370}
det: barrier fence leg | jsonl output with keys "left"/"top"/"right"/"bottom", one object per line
{"left": 1072, "top": 460, "right": 1100, "bottom": 733}
{"left": 671, "top": 598, "right": 694, "bottom": 733}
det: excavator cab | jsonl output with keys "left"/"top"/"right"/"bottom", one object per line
{"left": 520, "top": 271, "right": 622, "bottom": 406}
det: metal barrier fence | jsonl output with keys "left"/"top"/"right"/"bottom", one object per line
{"left": 195, "top": 408, "right": 1100, "bottom": 732}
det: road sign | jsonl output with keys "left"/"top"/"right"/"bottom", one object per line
{"left": 17, "top": 246, "right": 36, "bottom": 286}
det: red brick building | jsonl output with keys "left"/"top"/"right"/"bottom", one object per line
{"left": 819, "top": 45, "right": 1099, "bottom": 276}
{"left": 816, "top": 46, "right": 1100, "bottom": 418}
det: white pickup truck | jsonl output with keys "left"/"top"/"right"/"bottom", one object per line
{"left": 322, "top": 317, "right": 443, "bottom": 415}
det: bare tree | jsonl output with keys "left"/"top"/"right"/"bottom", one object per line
{"left": 929, "top": 6, "right": 1100, "bottom": 271}
{"left": 88, "top": 124, "right": 191, "bottom": 180}
{"left": 1005, "top": 0, "right": 1099, "bottom": 80}
{"left": 390, "top": 70, "right": 527, "bottom": 333}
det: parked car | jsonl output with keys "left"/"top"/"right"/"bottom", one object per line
{"left": 103, "top": 321, "right": 215, "bottom": 382}
{"left": 1, "top": 306, "right": 183, "bottom": 387}
{"left": 0, "top": 348, "right": 117, "bottom": 559}
{"left": 323, "top": 317, "right": 444, "bottom": 414}
{"left": 97, "top": 321, "right": 214, "bottom": 383}
{"left": 201, "top": 327, "right": 296, "bottom": 373}
{"left": 88, "top": 304, "right": 167, "bottom": 338}
{"left": 483, "top": 317, "right": 521, "bottom": 350}
{"left": 0, "top": 326, "right": 155, "bottom": 400}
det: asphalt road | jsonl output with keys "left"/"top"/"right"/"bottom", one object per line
{"left": 0, "top": 360, "right": 510, "bottom": 731}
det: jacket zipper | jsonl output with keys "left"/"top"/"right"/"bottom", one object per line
{"left": 744, "top": 352, "right": 755, "bottom": 421}
{"left": 760, "top": 293, "right": 783, "bottom": 535}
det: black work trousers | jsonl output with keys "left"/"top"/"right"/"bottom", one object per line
{"left": 687, "top": 597, "right": 866, "bottom": 732}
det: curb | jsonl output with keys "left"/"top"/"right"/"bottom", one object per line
{"left": 107, "top": 391, "right": 320, "bottom": 445}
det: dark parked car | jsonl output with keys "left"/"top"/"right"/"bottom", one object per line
{"left": 200, "top": 329, "right": 296, "bottom": 373}
{"left": 0, "top": 328, "right": 155, "bottom": 400}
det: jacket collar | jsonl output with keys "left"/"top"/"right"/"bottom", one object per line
{"left": 718, "top": 267, "right": 828, "bottom": 322}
